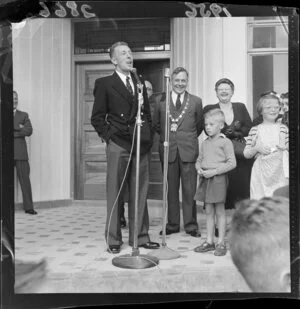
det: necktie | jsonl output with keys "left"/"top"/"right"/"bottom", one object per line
{"left": 175, "top": 94, "right": 181, "bottom": 110}
{"left": 126, "top": 76, "right": 133, "bottom": 96}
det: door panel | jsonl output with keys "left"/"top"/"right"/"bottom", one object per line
{"left": 76, "top": 63, "right": 114, "bottom": 200}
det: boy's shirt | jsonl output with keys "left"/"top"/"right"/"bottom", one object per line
{"left": 196, "top": 133, "right": 237, "bottom": 175}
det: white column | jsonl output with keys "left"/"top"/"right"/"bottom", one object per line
{"left": 13, "top": 18, "right": 72, "bottom": 202}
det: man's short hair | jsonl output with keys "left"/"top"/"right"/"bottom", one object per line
{"left": 109, "top": 41, "right": 129, "bottom": 59}
{"left": 204, "top": 108, "right": 225, "bottom": 125}
{"left": 229, "top": 197, "right": 290, "bottom": 292}
{"left": 171, "top": 67, "right": 189, "bottom": 79}
{"left": 280, "top": 92, "right": 289, "bottom": 100}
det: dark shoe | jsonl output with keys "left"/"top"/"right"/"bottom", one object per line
{"left": 107, "top": 245, "right": 121, "bottom": 254}
{"left": 215, "top": 227, "right": 219, "bottom": 238}
{"left": 194, "top": 241, "right": 215, "bottom": 253}
{"left": 186, "top": 230, "right": 201, "bottom": 238}
{"left": 159, "top": 229, "right": 179, "bottom": 236}
{"left": 139, "top": 242, "right": 160, "bottom": 249}
{"left": 120, "top": 216, "right": 127, "bottom": 228}
{"left": 25, "top": 209, "right": 37, "bottom": 215}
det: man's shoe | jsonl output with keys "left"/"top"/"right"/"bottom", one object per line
{"left": 186, "top": 230, "right": 201, "bottom": 238}
{"left": 25, "top": 209, "right": 37, "bottom": 215}
{"left": 159, "top": 229, "right": 179, "bottom": 236}
{"left": 107, "top": 245, "right": 121, "bottom": 254}
{"left": 120, "top": 217, "right": 127, "bottom": 228}
{"left": 138, "top": 242, "right": 160, "bottom": 249}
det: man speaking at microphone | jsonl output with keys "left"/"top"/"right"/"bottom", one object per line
{"left": 91, "top": 41, "right": 159, "bottom": 254}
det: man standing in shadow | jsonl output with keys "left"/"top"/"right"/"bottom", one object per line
{"left": 14, "top": 91, "right": 37, "bottom": 215}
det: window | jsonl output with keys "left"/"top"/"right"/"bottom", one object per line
{"left": 74, "top": 19, "right": 170, "bottom": 54}
{"left": 247, "top": 17, "right": 288, "bottom": 119}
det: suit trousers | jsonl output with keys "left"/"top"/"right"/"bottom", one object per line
{"left": 166, "top": 149, "right": 198, "bottom": 232}
{"left": 15, "top": 160, "right": 34, "bottom": 211}
{"left": 105, "top": 140, "right": 151, "bottom": 247}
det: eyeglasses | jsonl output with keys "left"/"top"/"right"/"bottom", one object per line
{"left": 263, "top": 105, "right": 280, "bottom": 111}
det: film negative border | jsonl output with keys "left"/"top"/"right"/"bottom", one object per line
{"left": 0, "top": 1, "right": 299, "bottom": 308}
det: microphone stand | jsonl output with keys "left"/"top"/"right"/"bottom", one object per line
{"left": 148, "top": 68, "right": 180, "bottom": 260}
{"left": 112, "top": 74, "right": 159, "bottom": 269}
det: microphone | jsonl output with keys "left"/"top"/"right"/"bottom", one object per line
{"left": 131, "top": 68, "right": 142, "bottom": 85}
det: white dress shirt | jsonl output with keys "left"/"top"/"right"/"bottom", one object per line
{"left": 116, "top": 70, "right": 135, "bottom": 95}
{"left": 171, "top": 91, "right": 184, "bottom": 107}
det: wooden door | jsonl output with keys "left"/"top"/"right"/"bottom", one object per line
{"left": 76, "top": 62, "right": 165, "bottom": 200}
{"left": 76, "top": 63, "right": 114, "bottom": 200}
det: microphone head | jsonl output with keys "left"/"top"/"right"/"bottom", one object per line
{"left": 131, "top": 68, "right": 142, "bottom": 84}
{"left": 164, "top": 68, "right": 170, "bottom": 78}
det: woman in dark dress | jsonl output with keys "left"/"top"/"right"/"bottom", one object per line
{"left": 203, "top": 78, "right": 253, "bottom": 209}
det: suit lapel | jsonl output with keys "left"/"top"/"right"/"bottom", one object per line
{"left": 177, "top": 92, "right": 189, "bottom": 128}
{"left": 111, "top": 71, "right": 134, "bottom": 105}
{"left": 231, "top": 102, "right": 237, "bottom": 123}
{"left": 169, "top": 91, "right": 175, "bottom": 115}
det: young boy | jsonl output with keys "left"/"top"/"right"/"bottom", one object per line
{"left": 194, "top": 109, "right": 236, "bottom": 256}
{"left": 229, "top": 197, "right": 291, "bottom": 292}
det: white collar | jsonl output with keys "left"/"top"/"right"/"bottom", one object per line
{"left": 204, "top": 133, "right": 226, "bottom": 140}
{"left": 115, "top": 70, "right": 135, "bottom": 94}
{"left": 116, "top": 70, "right": 131, "bottom": 83}
{"left": 172, "top": 91, "right": 185, "bottom": 103}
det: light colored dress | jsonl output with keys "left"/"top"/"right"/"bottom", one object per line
{"left": 244, "top": 123, "right": 289, "bottom": 200}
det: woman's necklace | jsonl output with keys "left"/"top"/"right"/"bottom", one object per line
{"left": 169, "top": 96, "right": 190, "bottom": 132}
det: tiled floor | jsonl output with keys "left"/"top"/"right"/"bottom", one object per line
{"left": 14, "top": 201, "right": 251, "bottom": 293}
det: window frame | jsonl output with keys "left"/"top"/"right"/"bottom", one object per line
{"left": 247, "top": 17, "right": 288, "bottom": 118}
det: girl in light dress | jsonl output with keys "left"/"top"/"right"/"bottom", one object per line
{"left": 244, "top": 94, "right": 289, "bottom": 200}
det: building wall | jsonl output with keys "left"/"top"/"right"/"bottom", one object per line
{"left": 12, "top": 17, "right": 248, "bottom": 203}
{"left": 13, "top": 18, "right": 72, "bottom": 203}
{"left": 172, "top": 17, "right": 248, "bottom": 112}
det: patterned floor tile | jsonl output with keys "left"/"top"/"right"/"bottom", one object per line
{"left": 14, "top": 205, "right": 250, "bottom": 293}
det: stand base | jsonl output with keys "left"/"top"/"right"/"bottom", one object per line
{"left": 112, "top": 254, "right": 159, "bottom": 269}
{"left": 148, "top": 245, "right": 181, "bottom": 260}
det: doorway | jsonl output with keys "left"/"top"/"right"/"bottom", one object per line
{"left": 75, "top": 59, "right": 169, "bottom": 200}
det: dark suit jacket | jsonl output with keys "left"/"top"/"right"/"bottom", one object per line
{"left": 91, "top": 71, "right": 153, "bottom": 155}
{"left": 153, "top": 91, "right": 203, "bottom": 163}
{"left": 14, "top": 110, "right": 33, "bottom": 160}
{"left": 203, "top": 102, "right": 252, "bottom": 137}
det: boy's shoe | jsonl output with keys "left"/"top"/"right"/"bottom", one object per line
{"left": 194, "top": 241, "right": 215, "bottom": 253}
{"left": 214, "top": 243, "right": 227, "bottom": 256}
